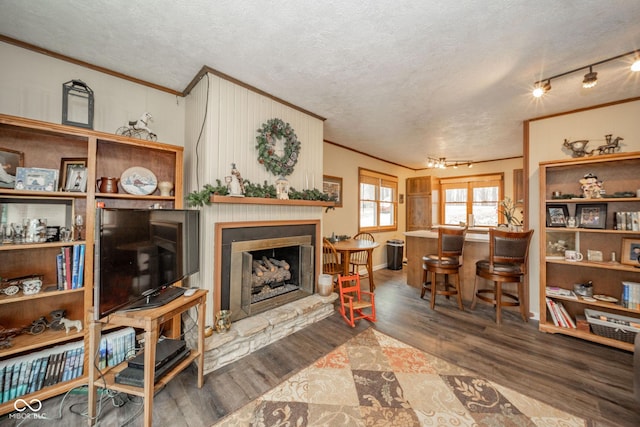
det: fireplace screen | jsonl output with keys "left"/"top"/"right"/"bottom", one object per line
{"left": 230, "top": 235, "right": 314, "bottom": 321}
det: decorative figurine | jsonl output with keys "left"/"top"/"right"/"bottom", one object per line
{"left": 579, "top": 173, "right": 603, "bottom": 199}
{"left": 227, "top": 163, "right": 245, "bottom": 196}
{"left": 115, "top": 112, "right": 157, "bottom": 141}
{"left": 276, "top": 176, "right": 289, "bottom": 200}
{"left": 60, "top": 317, "right": 83, "bottom": 334}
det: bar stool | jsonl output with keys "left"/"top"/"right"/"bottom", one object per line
{"left": 471, "top": 228, "right": 534, "bottom": 324}
{"left": 420, "top": 226, "right": 466, "bottom": 310}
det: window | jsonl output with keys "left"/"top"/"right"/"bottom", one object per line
{"left": 440, "top": 174, "right": 503, "bottom": 226}
{"left": 359, "top": 168, "right": 398, "bottom": 232}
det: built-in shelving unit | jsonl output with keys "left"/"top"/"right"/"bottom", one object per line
{"left": 539, "top": 152, "right": 640, "bottom": 352}
{"left": 0, "top": 113, "right": 183, "bottom": 414}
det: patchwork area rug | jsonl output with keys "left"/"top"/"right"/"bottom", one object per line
{"left": 213, "top": 328, "right": 585, "bottom": 426}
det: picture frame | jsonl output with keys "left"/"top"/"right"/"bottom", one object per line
{"left": 15, "top": 167, "right": 58, "bottom": 192}
{"left": 63, "top": 165, "right": 88, "bottom": 192}
{"left": 322, "top": 175, "right": 343, "bottom": 207}
{"left": 0, "top": 147, "right": 25, "bottom": 189}
{"left": 621, "top": 238, "right": 640, "bottom": 266}
{"left": 545, "top": 230, "right": 578, "bottom": 259}
{"left": 59, "top": 157, "right": 88, "bottom": 191}
{"left": 546, "top": 204, "right": 569, "bottom": 227}
{"left": 576, "top": 203, "right": 607, "bottom": 229}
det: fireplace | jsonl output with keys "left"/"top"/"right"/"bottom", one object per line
{"left": 215, "top": 221, "right": 320, "bottom": 322}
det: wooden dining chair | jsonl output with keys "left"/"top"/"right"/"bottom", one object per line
{"left": 337, "top": 273, "right": 376, "bottom": 327}
{"left": 322, "top": 238, "right": 342, "bottom": 288}
{"left": 471, "top": 228, "right": 534, "bottom": 324}
{"left": 349, "top": 232, "right": 375, "bottom": 290}
{"left": 420, "top": 226, "right": 467, "bottom": 310}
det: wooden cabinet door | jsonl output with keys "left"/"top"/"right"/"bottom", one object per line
{"left": 407, "top": 194, "right": 431, "bottom": 230}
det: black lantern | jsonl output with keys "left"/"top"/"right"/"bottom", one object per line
{"left": 62, "top": 79, "right": 94, "bottom": 129}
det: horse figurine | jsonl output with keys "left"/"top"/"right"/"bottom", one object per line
{"left": 594, "top": 134, "right": 623, "bottom": 155}
{"left": 116, "top": 112, "right": 157, "bottom": 141}
{"left": 60, "top": 317, "right": 82, "bottom": 334}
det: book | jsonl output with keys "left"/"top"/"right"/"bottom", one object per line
{"left": 71, "top": 244, "right": 81, "bottom": 289}
{"left": 546, "top": 298, "right": 559, "bottom": 327}
{"left": 63, "top": 246, "right": 72, "bottom": 290}
{"left": 56, "top": 253, "right": 64, "bottom": 290}
{"left": 1, "top": 364, "right": 10, "bottom": 403}
{"left": 557, "top": 302, "right": 577, "bottom": 328}
{"left": 28, "top": 357, "right": 43, "bottom": 394}
{"left": 77, "top": 244, "right": 86, "bottom": 288}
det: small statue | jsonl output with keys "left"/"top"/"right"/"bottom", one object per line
{"left": 60, "top": 317, "right": 83, "bottom": 334}
{"left": 226, "top": 163, "right": 245, "bottom": 196}
{"left": 276, "top": 177, "right": 289, "bottom": 200}
{"left": 579, "top": 173, "right": 603, "bottom": 199}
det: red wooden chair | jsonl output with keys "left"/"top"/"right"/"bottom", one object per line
{"left": 337, "top": 274, "right": 376, "bottom": 327}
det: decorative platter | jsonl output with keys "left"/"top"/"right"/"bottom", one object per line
{"left": 120, "top": 166, "right": 157, "bottom": 195}
{"left": 593, "top": 294, "right": 618, "bottom": 303}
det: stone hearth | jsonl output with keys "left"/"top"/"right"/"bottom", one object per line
{"left": 197, "top": 293, "right": 337, "bottom": 374}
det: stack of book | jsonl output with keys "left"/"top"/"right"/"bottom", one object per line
{"left": 97, "top": 327, "right": 136, "bottom": 370}
{"left": 0, "top": 327, "right": 135, "bottom": 403}
{"left": 56, "top": 243, "right": 86, "bottom": 290}
{"left": 622, "top": 281, "right": 640, "bottom": 310}
{"left": 0, "top": 341, "right": 83, "bottom": 404}
{"left": 614, "top": 211, "right": 640, "bottom": 231}
{"left": 545, "top": 297, "right": 577, "bottom": 328}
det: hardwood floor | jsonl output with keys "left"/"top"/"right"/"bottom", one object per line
{"left": 6, "top": 268, "right": 638, "bottom": 426}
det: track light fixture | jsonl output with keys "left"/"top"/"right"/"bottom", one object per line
{"left": 532, "top": 49, "right": 639, "bottom": 97}
{"left": 582, "top": 66, "right": 597, "bottom": 88}
{"left": 425, "top": 157, "right": 472, "bottom": 169}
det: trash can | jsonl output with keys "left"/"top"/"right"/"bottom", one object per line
{"left": 386, "top": 239, "right": 404, "bottom": 270}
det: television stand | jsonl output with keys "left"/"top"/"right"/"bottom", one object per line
{"left": 87, "top": 289, "right": 207, "bottom": 427}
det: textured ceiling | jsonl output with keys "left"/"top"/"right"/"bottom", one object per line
{"left": 1, "top": 0, "right": 640, "bottom": 169}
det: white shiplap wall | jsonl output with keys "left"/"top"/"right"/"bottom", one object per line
{"left": 185, "top": 73, "right": 324, "bottom": 325}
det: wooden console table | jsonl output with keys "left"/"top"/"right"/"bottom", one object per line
{"left": 87, "top": 289, "right": 207, "bottom": 427}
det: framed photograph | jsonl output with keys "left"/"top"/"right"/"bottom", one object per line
{"left": 46, "top": 226, "right": 60, "bottom": 242}
{"left": 0, "top": 147, "right": 25, "bottom": 188}
{"left": 60, "top": 157, "right": 88, "bottom": 191}
{"left": 64, "top": 165, "right": 88, "bottom": 192}
{"left": 621, "top": 238, "right": 640, "bottom": 266}
{"left": 576, "top": 203, "right": 607, "bottom": 229}
{"left": 15, "top": 167, "right": 58, "bottom": 192}
{"left": 322, "top": 175, "right": 343, "bottom": 207}
{"left": 546, "top": 230, "right": 578, "bottom": 259}
{"left": 546, "top": 204, "right": 569, "bottom": 227}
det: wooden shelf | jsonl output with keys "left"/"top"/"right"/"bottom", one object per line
{"left": 0, "top": 286, "right": 83, "bottom": 305}
{"left": 210, "top": 194, "right": 335, "bottom": 207}
{"left": 0, "top": 328, "right": 84, "bottom": 358}
{"left": 546, "top": 228, "right": 640, "bottom": 235}
{"left": 546, "top": 197, "right": 640, "bottom": 203}
{"left": 96, "top": 193, "right": 176, "bottom": 201}
{"left": 546, "top": 258, "right": 640, "bottom": 272}
{"left": 0, "top": 376, "right": 86, "bottom": 414}
{"left": 539, "top": 323, "right": 634, "bottom": 351}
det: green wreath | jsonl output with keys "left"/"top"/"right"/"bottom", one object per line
{"left": 255, "top": 118, "right": 300, "bottom": 177}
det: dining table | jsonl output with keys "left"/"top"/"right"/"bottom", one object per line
{"left": 331, "top": 238, "right": 380, "bottom": 291}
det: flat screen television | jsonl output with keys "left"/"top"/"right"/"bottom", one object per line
{"left": 94, "top": 208, "right": 200, "bottom": 320}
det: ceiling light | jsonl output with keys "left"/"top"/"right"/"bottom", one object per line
{"left": 532, "top": 80, "right": 551, "bottom": 98}
{"left": 425, "top": 157, "right": 472, "bottom": 169}
{"left": 532, "top": 50, "right": 638, "bottom": 97}
{"left": 582, "top": 66, "right": 598, "bottom": 88}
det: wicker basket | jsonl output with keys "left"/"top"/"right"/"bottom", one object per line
{"left": 585, "top": 309, "right": 640, "bottom": 343}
